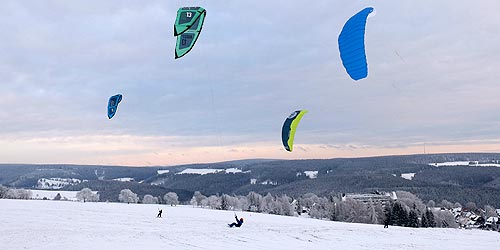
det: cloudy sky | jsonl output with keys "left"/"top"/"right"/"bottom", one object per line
{"left": 1, "top": 0, "right": 500, "bottom": 166}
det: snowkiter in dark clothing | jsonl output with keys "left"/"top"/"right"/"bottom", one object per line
{"left": 157, "top": 209, "right": 163, "bottom": 218}
{"left": 228, "top": 215, "right": 244, "bottom": 228}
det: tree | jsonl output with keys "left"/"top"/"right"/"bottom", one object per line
{"left": 192, "top": 191, "right": 207, "bottom": 207}
{"left": 76, "top": 188, "right": 99, "bottom": 202}
{"left": 247, "top": 192, "right": 262, "bottom": 212}
{"left": 465, "top": 202, "right": 477, "bottom": 212}
{"left": 118, "top": 189, "right": 139, "bottom": 204}
{"left": 384, "top": 203, "right": 393, "bottom": 226}
{"left": 391, "top": 202, "right": 409, "bottom": 227}
{"left": 425, "top": 209, "right": 436, "bottom": 227}
{"left": 485, "top": 205, "right": 497, "bottom": 218}
{"left": 142, "top": 194, "right": 158, "bottom": 204}
{"left": 207, "top": 195, "right": 220, "bottom": 209}
{"left": 434, "top": 210, "right": 458, "bottom": 228}
{"left": 260, "top": 193, "right": 277, "bottom": 214}
{"left": 164, "top": 192, "right": 179, "bottom": 206}
{"left": 367, "top": 200, "right": 379, "bottom": 224}
{"left": 6, "top": 189, "right": 32, "bottom": 200}
{"left": 276, "top": 194, "right": 294, "bottom": 216}
{"left": 407, "top": 210, "right": 419, "bottom": 228}
{"left": 53, "top": 193, "right": 62, "bottom": 201}
{"left": 0, "top": 185, "right": 9, "bottom": 199}
{"left": 427, "top": 200, "right": 436, "bottom": 208}
{"left": 421, "top": 211, "right": 428, "bottom": 228}
{"left": 440, "top": 200, "right": 453, "bottom": 209}
{"left": 220, "top": 194, "right": 230, "bottom": 210}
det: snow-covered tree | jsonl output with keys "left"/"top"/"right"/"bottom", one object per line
{"left": 207, "top": 195, "right": 221, "bottom": 209}
{"left": 246, "top": 192, "right": 262, "bottom": 212}
{"left": 276, "top": 194, "right": 294, "bottom": 216}
{"left": 238, "top": 196, "right": 250, "bottom": 211}
{"left": 433, "top": 210, "right": 458, "bottom": 228}
{"left": 164, "top": 192, "right": 179, "bottom": 206}
{"left": 192, "top": 191, "right": 207, "bottom": 207}
{"left": 220, "top": 194, "right": 230, "bottom": 210}
{"left": 142, "top": 194, "right": 158, "bottom": 204}
{"left": 0, "top": 185, "right": 8, "bottom": 198}
{"left": 260, "top": 193, "right": 277, "bottom": 214}
{"left": 309, "top": 197, "right": 329, "bottom": 219}
{"left": 118, "top": 189, "right": 139, "bottom": 204}
{"left": 367, "top": 200, "right": 379, "bottom": 224}
{"left": 76, "top": 188, "right": 99, "bottom": 202}
{"left": 396, "top": 191, "right": 425, "bottom": 213}
{"left": 6, "top": 189, "right": 32, "bottom": 200}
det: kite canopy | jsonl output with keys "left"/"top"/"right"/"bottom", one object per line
{"left": 174, "top": 7, "right": 206, "bottom": 59}
{"left": 338, "top": 7, "right": 374, "bottom": 81}
{"left": 281, "top": 110, "right": 308, "bottom": 152}
{"left": 107, "top": 94, "right": 122, "bottom": 119}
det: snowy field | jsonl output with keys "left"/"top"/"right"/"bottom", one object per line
{"left": 0, "top": 199, "right": 499, "bottom": 250}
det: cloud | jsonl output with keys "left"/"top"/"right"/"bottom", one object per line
{"left": 1, "top": 0, "right": 500, "bottom": 165}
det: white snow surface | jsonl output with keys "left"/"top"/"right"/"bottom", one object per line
{"left": 113, "top": 177, "right": 134, "bottom": 182}
{"left": 176, "top": 168, "right": 243, "bottom": 175}
{"left": 1, "top": 199, "right": 498, "bottom": 250}
{"left": 157, "top": 169, "right": 170, "bottom": 175}
{"left": 36, "top": 178, "right": 83, "bottom": 190}
{"left": 401, "top": 173, "right": 416, "bottom": 180}
{"left": 304, "top": 171, "right": 319, "bottom": 179}
{"left": 430, "top": 161, "right": 500, "bottom": 167}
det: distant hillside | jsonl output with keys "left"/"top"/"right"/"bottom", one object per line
{"left": 2, "top": 153, "right": 500, "bottom": 206}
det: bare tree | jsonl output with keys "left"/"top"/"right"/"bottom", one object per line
{"left": 164, "top": 192, "right": 179, "bottom": 206}
{"left": 142, "top": 194, "right": 158, "bottom": 204}
{"left": 485, "top": 205, "right": 497, "bottom": 217}
{"left": 465, "top": 202, "right": 477, "bottom": 212}
{"left": 427, "top": 200, "right": 436, "bottom": 208}
{"left": 440, "top": 200, "right": 453, "bottom": 209}
{"left": 76, "top": 188, "right": 99, "bottom": 202}
{"left": 118, "top": 189, "right": 139, "bottom": 204}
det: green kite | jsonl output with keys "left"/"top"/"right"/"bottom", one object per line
{"left": 174, "top": 7, "right": 206, "bottom": 59}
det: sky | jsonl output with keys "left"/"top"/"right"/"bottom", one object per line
{"left": 1, "top": 0, "right": 500, "bottom": 166}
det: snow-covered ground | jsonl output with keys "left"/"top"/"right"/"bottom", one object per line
{"left": 36, "top": 178, "right": 84, "bottom": 189}
{"left": 0, "top": 200, "right": 498, "bottom": 250}
{"left": 113, "top": 177, "right": 134, "bottom": 182}
{"left": 304, "top": 171, "right": 319, "bottom": 179}
{"left": 430, "top": 161, "right": 500, "bottom": 167}
{"left": 401, "top": 173, "right": 416, "bottom": 180}
{"left": 157, "top": 169, "right": 170, "bottom": 175}
{"left": 176, "top": 168, "right": 244, "bottom": 175}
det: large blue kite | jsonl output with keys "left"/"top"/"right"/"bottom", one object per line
{"left": 338, "top": 7, "right": 374, "bottom": 81}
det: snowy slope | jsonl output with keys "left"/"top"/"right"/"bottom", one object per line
{"left": 0, "top": 199, "right": 498, "bottom": 250}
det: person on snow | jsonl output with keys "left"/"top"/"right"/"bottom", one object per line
{"left": 157, "top": 209, "right": 163, "bottom": 218}
{"left": 228, "top": 215, "right": 244, "bottom": 228}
